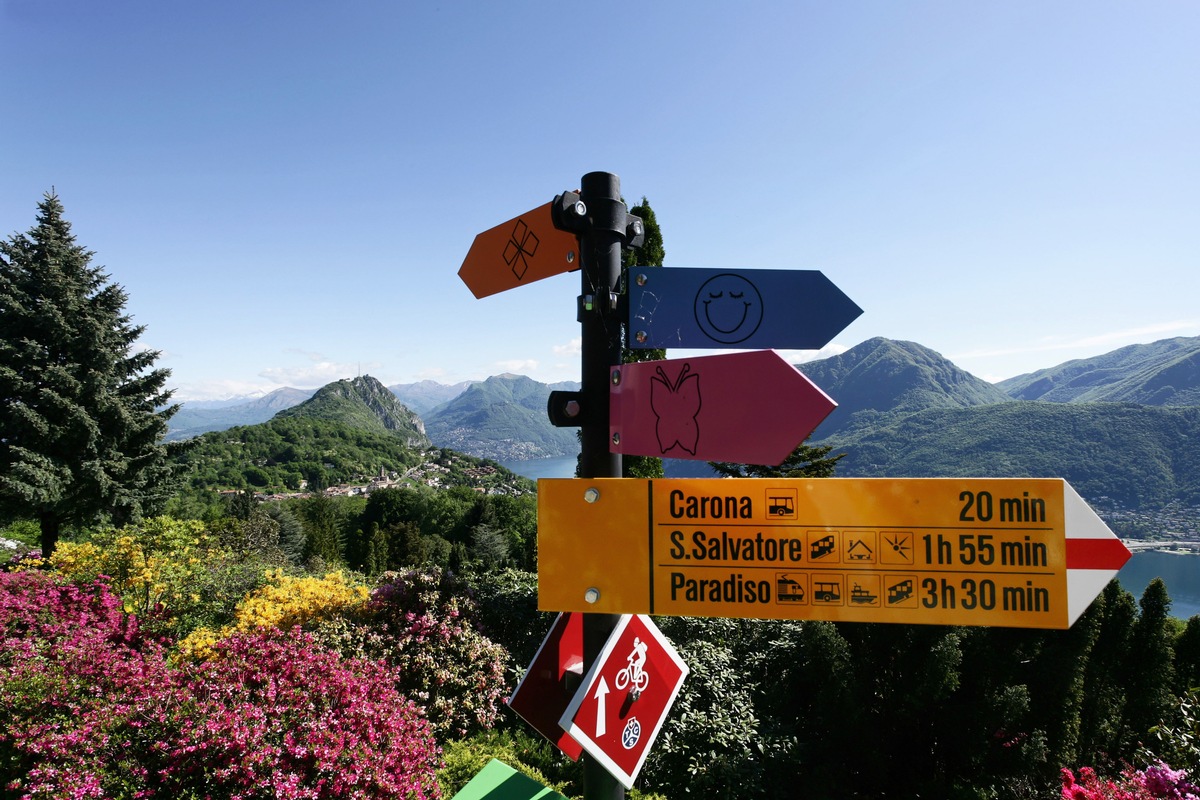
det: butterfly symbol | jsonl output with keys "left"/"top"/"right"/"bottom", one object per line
{"left": 651, "top": 362, "right": 701, "bottom": 455}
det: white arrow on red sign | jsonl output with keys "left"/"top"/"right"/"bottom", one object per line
{"left": 559, "top": 614, "right": 688, "bottom": 789}
{"left": 592, "top": 677, "right": 610, "bottom": 738}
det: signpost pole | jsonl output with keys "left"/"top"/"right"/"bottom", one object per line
{"left": 577, "top": 171, "right": 627, "bottom": 800}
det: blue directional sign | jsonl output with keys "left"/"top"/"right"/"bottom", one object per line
{"left": 626, "top": 267, "right": 862, "bottom": 351}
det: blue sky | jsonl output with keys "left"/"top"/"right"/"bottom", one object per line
{"left": 3, "top": 1, "right": 1197, "bottom": 401}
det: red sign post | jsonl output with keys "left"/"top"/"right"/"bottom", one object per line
{"left": 609, "top": 349, "right": 836, "bottom": 466}
{"left": 559, "top": 615, "right": 689, "bottom": 789}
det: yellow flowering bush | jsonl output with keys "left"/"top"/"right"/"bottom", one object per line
{"left": 5, "top": 552, "right": 46, "bottom": 571}
{"left": 234, "top": 569, "right": 370, "bottom": 630}
{"left": 177, "top": 569, "right": 370, "bottom": 661}
{"left": 49, "top": 516, "right": 272, "bottom": 641}
{"left": 52, "top": 517, "right": 216, "bottom": 615}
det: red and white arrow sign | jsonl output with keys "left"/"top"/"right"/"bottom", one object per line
{"left": 1063, "top": 482, "right": 1133, "bottom": 626}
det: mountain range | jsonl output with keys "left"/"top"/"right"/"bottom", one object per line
{"left": 997, "top": 337, "right": 1200, "bottom": 406}
{"left": 166, "top": 335, "right": 1200, "bottom": 513}
{"left": 167, "top": 387, "right": 316, "bottom": 441}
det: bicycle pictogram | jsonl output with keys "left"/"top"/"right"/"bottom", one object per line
{"left": 615, "top": 636, "right": 650, "bottom": 693}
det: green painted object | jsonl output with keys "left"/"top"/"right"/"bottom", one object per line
{"left": 449, "top": 759, "right": 569, "bottom": 800}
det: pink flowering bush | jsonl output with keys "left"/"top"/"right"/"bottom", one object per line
{"left": 315, "top": 568, "right": 510, "bottom": 739}
{"left": 1, "top": 570, "right": 176, "bottom": 798}
{"left": 1062, "top": 763, "right": 1200, "bottom": 800}
{"left": 1, "top": 571, "right": 442, "bottom": 800}
{"left": 171, "top": 628, "right": 442, "bottom": 800}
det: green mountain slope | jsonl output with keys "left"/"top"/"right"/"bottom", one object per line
{"left": 174, "top": 413, "right": 531, "bottom": 494}
{"left": 175, "top": 415, "right": 429, "bottom": 491}
{"left": 997, "top": 336, "right": 1200, "bottom": 406}
{"left": 822, "top": 402, "right": 1200, "bottom": 510}
{"left": 424, "top": 374, "right": 581, "bottom": 460}
{"left": 275, "top": 375, "right": 430, "bottom": 448}
{"left": 801, "top": 337, "right": 1013, "bottom": 437}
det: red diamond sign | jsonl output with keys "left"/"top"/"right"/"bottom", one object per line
{"left": 558, "top": 614, "right": 688, "bottom": 789}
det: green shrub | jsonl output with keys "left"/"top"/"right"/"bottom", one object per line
{"left": 438, "top": 730, "right": 561, "bottom": 797}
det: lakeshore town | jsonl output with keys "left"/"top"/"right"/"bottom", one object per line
{"left": 232, "top": 448, "right": 534, "bottom": 505}
{"left": 1086, "top": 497, "right": 1200, "bottom": 553}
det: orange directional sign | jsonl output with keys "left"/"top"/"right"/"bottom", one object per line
{"left": 537, "top": 477, "right": 1132, "bottom": 630}
{"left": 458, "top": 202, "right": 580, "bottom": 299}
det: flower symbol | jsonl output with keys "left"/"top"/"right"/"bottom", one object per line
{"left": 503, "top": 218, "right": 539, "bottom": 280}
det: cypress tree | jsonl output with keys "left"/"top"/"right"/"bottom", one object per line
{"left": 0, "top": 192, "right": 179, "bottom": 556}
{"left": 1172, "top": 615, "right": 1200, "bottom": 695}
{"left": 1123, "top": 577, "right": 1177, "bottom": 746}
{"left": 1077, "top": 580, "right": 1138, "bottom": 765}
{"left": 622, "top": 198, "right": 666, "bottom": 479}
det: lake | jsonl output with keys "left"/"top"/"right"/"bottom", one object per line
{"left": 1118, "top": 550, "right": 1200, "bottom": 620}
{"left": 500, "top": 454, "right": 577, "bottom": 480}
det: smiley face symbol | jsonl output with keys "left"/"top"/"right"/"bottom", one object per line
{"left": 693, "top": 273, "right": 764, "bottom": 344}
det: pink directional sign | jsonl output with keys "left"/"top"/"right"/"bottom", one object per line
{"left": 609, "top": 349, "right": 836, "bottom": 466}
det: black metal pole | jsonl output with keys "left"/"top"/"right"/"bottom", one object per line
{"left": 577, "top": 171, "right": 625, "bottom": 800}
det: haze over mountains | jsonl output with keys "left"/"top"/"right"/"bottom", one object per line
{"left": 418, "top": 374, "right": 581, "bottom": 461}
{"left": 166, "top": 335, "right": 1200, "bottom": 515}
{"left": 167, "top": 387, "right": 317, "bottom": 440}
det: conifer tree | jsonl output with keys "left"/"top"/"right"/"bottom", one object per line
{"left": 1172, "top": 615, "right": 1200, "bottom": 695}
{"left": 709, "top": 439, "right": 845, "bottom": 478}
{"left": 1077, "top": 580, "right": 1138, "bottom": 764}
{"left": 1123, "top": 577, "right": 1177, "bottom": 745}
{"left": 621, "top": 198, "right": 666, "bottom": 479}
{"left": 266, "top": 502, "right": 307, "bottom": 565}
{"left": 299, "top": 492, "right": 343, "bottom": 565}
{"left": 0, "top": 192, "right": 179, "bottom": 556}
